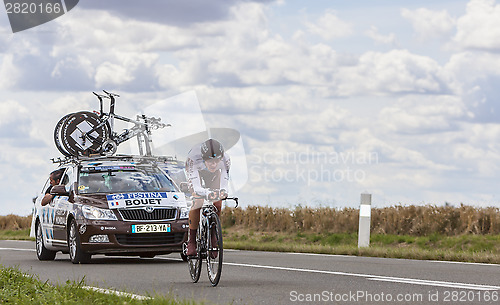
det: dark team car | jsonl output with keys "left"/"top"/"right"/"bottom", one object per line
{"left": 30, "top": 155, "right": 190, "bottom": 263}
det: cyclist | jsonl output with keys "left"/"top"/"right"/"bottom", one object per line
{"left": 185, "top": 138, "right": 231, "bottom": 257}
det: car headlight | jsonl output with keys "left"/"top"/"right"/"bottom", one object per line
{"left": 179, "top": 207, "right": 189, "bottom": 219}
{"left": 82, "top": 205, "right": 117, "bottom": 220}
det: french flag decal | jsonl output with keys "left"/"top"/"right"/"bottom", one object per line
{"left": 111, "top": 202, "right": 119, "bottom": 207}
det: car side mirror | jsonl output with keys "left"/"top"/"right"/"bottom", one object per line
{"left": 179, "top": 182, "right": 189, "bottom": 193}
{"left": 50, "top": 185, "right": 69, "bottom": 196}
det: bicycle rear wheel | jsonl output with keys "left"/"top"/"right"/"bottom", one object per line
{"left": 54, "top": 113, "right": 73, "bottom": 157}
{"left": 206, "top": 214, "right": 223, "bottom": 286}
{"left": 60, "top": 111, "right": 110, "bottom": 157}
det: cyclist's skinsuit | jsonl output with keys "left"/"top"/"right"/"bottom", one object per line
{"left": 185, "top": 143, "right": 231, "bottom": 210}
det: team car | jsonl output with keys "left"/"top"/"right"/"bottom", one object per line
{"left": 30, "top": 155, "right": 190, "bottom": 264}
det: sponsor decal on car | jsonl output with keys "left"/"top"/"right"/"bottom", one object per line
{"left": 106, "top": 192, "right": 186, "bottom": 209}
{"left": 100, "top": 226, "right": 116, "bottom": 230}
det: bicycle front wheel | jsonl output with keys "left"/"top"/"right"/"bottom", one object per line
{"left": 206, "top": 214, "right": 223, "bottom": 286}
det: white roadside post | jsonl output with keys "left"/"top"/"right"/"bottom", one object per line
{"left": 358, "top": 193, "right": 372, "bottom": 248}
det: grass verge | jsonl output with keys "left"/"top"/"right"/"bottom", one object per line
{"left": 0, "top": 229, "right": 34, "bottom": 241}
{"left": 0, "top": 265, "right": 203, "bottom": 305}
{"left": 223, "top": 227, "right": 500, "bottom": 264}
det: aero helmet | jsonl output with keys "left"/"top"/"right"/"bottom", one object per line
{"left": 201, "top": 139, "right": 224, "bottom": 161}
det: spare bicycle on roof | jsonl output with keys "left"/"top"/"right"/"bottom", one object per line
{"left": 54, "top": 90, "right": 170, "bottom": 158}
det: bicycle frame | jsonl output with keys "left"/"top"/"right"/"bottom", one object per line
{"left": 197, "top": 201, "right": 216, "bottom": 258}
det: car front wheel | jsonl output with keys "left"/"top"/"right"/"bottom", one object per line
{"left": 68, "top": 219, "right": 91, "bottom": 264}
{"left": 35, "top": 221, "right": 56, "bottom": 261}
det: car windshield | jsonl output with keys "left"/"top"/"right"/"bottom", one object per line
{"left": 162, "top": 167, "right": 186, "bottom": 186}
{"left": 78, "top": 165, "right": 176, "bottom": 194}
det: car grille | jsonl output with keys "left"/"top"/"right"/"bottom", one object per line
{"left": 115, "top": 232, "right": 186, "bottom": 246}
{"left": 119, "top": 208, "right": 177, "bottom": 221}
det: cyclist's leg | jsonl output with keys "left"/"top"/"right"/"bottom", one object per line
{"left": 189, "top": 199, "right": 204, "bottom": 230}
{"left": 187, "top": 198, "right": 203, "bottom": 256}
{"left": 214, "top": 200, "right": 222, "bottom": 217}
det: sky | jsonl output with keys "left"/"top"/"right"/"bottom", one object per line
{"left": 1, "top": 0, "right": 500, "bottom": 215}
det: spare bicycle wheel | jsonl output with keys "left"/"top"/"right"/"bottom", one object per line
{"left": 54, "top": 113, "right": 73, "bottom": 157}
{"left": 60, "top": 111, "right": 110, "bottom": 157}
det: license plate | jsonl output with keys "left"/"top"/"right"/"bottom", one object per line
{"left": 131, "top": 224, "right": 171, "bottom": 233}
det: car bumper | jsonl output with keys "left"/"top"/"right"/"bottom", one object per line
{"left": 78, "top": 219, "right": 188, "bottom": 255}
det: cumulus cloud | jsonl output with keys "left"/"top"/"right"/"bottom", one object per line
{"left": 337, "top": 49, "right": 451, "bottom": 96}
{"left": 401, "top": 7, "right": 456, "bottom": 41}
{"left": 79, "top": 0, "right": 275, "bottom": 27}
{"left": 445, "top": 51, "right": 500, "bottom": 84}
{"left": 446, "top": 123, "right": 500, "bottom": 177}
{"left": 1, "top": 1, "right": 459, "bottom": 98}
{"left": 0, "top": 100, "right": 31, "bottom": 139}
{"left": 0, "top": 27, "right": 12, "bottom": 53}
{"left": 453, "top": 0, "right": 500, "bottom": 51}
{"left": 94, "top": 53, "right": 160, "bottom": 90}
{"left": 304, "top": 10, "right": 352, "bottom": 41}
{"left": 365, "top": 26, "right": 397, "bottom": 46}
{"left": 444, "top": 51, "right": 500, "bottom": 122}
{"left": 378, "top": 95, "right": 471, "bottom": 134}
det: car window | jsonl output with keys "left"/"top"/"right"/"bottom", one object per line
{"left": 78, "top": 166, "right": 176, "bottom": 194}
{"left": 164, "top": 168, "right": 187, "bottom": 186}
{"left": 62, "top": 166, "right": 74, "bottom": 190}
{"left": 60, "top": 168, "right": 68, "bottom": 185}
{"left": 41, "top": 178, "right": 51, "bottom": 194}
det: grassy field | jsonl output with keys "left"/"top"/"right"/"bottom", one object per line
{"left": 0, "top": 228, "right": 33, "bottom": 240}
{"left": 0, "top": 265, "right": 203, "bottom": 304}
{"left": 221, "top": 204, "right": 500, "bottom": 235}
{"left": 223, "top": 228, "right": 500, "bottom": 264}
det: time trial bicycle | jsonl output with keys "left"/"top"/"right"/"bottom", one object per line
{"left": 54, "top": 90, "right": 169, "bottom": 157}
{"left": 183, "top": 191, "right": 238, "bottom": 287}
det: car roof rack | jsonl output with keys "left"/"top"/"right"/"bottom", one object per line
{"left": 51, "top": 154, "right": 181, "bottom": 166}
{"left": 51, "top": 156, "right": 79, "bottom": 166}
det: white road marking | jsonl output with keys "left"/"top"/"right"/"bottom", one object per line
{"left": 428, "top": 260, "right": 500, "bottom": 267}
{"left": 222, "top": 262, "right": 500, "bottom": 291}
{"left": 82, "top": 286, "right": 151, "bottom": 300}
{"left": 0, "top": 247, "right": 36, "bottom": 252}
{"left": 281, "top": 250, "right": 500, "bottom": 266}
{"left": 284, "top": 252, "right": 357, "bottom": 258}
{"left": 368, "top": 277, "right": 499, "bottom": 290}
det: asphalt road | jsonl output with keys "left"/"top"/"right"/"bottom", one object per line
{"left": 0, "top": 240, "right": 499, "bottom": 305}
